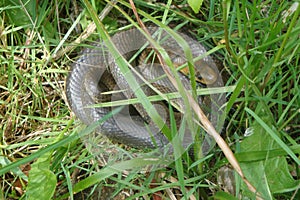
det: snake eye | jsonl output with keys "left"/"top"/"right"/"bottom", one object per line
{"left": 196, "top": 66, "right": 218, "bottom": 85}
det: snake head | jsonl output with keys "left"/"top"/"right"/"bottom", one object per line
{"left": 172, "top": 55, "right": 218, "bottom": 85}
{"left": 193, "top": 59, "right": 218, "bottom": 85}
{"left": 140, "top": 49, "right": 218, "bottom": 85}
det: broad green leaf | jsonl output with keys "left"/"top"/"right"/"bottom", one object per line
{"left": 239, "top": 113, "right": 299, "bottom": 199}
{"left": 26, "top": 153, "right": 57, "bottom": 200}
{"left": 188, "top": 0, "right": 203, "bottom": 13}
{"left": 1, "top": 0, "right": 36, "bottom": 26}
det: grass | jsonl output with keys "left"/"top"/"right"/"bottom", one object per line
{"left": 0, "top": 0, "right": 299, "bottom": 199}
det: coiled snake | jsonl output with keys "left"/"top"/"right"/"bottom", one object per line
{"left": 66, "top": 27, "right": 223, "bottom": 151}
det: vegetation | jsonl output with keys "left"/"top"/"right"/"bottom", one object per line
{"left": 0, "top": 0, "right": 299, "bottom": 199}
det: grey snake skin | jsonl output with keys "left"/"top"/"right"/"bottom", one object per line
{"left": 66, "top": 27, "right": 223, "bottom": 150}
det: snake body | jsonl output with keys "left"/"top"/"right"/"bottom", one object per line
{"left": 66, "top": 27, "right": 222, "bottom": 150}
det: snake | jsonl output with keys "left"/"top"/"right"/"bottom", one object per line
{"left": 66, "top": 27, "right": 222, "bottom": 151}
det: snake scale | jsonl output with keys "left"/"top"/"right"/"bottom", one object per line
{"left": 66, "top": 27, "right": 223, "bottom": 151}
